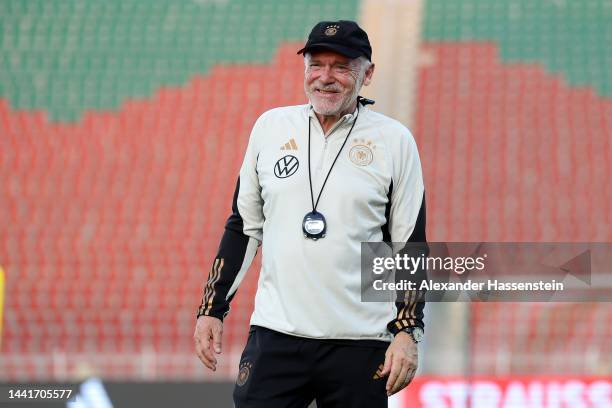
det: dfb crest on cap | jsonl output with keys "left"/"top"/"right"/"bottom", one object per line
{"left": 324, "top": 24, "right": 339, "bottom": 36}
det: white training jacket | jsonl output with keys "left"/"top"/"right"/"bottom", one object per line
{"left": 198, "top": 101, "right": 427, "bottom": 341}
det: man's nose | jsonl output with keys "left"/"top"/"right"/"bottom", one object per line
{"left": 317, "top": 66, "right": 335, "bottom": 84}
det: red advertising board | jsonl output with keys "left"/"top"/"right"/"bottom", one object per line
{"left": 396, "top": 377, "right": 611, "bottom": 408}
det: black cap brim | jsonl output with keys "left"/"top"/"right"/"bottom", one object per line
{"left": 297, "top": 43, "right": 362, "bottom": 59}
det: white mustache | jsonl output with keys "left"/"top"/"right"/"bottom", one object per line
{"left": 313, "top": 84, "right": 341, "bottom": 93}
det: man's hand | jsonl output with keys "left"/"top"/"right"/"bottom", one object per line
{"left": 194, "top": 315, "right": 224, "bottom": 371}
{"left": 380, "top": 331, "right": 418, "bottom": 396}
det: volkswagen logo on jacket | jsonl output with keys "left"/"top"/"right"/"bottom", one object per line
{"left": 274, "top": 155, "right": 299, "bottom": 178}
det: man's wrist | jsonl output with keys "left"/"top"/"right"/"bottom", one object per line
{"left": 394, "top": 331, "right": 413, "bottom": 342}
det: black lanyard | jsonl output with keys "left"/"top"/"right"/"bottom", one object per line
{"left": 307, "top": 104, "right": 360, "bottom": 213}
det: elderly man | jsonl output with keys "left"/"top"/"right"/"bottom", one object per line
{"left": 194, "top": 20, "right": 426, "bottom": 408}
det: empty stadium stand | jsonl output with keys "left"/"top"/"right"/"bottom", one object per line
{"left": 419, "top": 0, "right": 611, "bottom": 376}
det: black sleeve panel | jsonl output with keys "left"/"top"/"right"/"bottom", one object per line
{"left": 407, "top": 193, "right": 427, "bottom": 243}
{"left": 197, "top": 177, "right": 256, "bottom": 321}
{"left": 225, "top": 177, "right": 246, "bottom": 235}
{"left": 380, "top": 180, "right": 393, "bottom": 243}
{"left": 387, "top": 192, "right": 428, "bottom": 334}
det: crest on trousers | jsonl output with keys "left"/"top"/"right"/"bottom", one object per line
{"left": 236, "top": 361, "right": 253, "bottom": 387}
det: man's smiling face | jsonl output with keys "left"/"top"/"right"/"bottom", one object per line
{"left": 304, "top": 51, "right": 367, "bottom": 118}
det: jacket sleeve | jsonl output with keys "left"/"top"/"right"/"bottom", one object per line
{"left": 196, "top": 115, "right": 266, "bottom": 320}
{"left": 386, "top": 129, "right": 428, "bottom": 334}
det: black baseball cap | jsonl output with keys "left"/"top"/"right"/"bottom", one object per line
{"left": 297, "top": 20, "right": 372, "bottom": 61}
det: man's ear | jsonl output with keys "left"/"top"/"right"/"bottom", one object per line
{"left": 363, "top": 63, "right": 375, "bottom": 86}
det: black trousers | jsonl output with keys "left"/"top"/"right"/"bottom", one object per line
{"left": 233, "top": 326, "right": 388, "bottom": 408}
